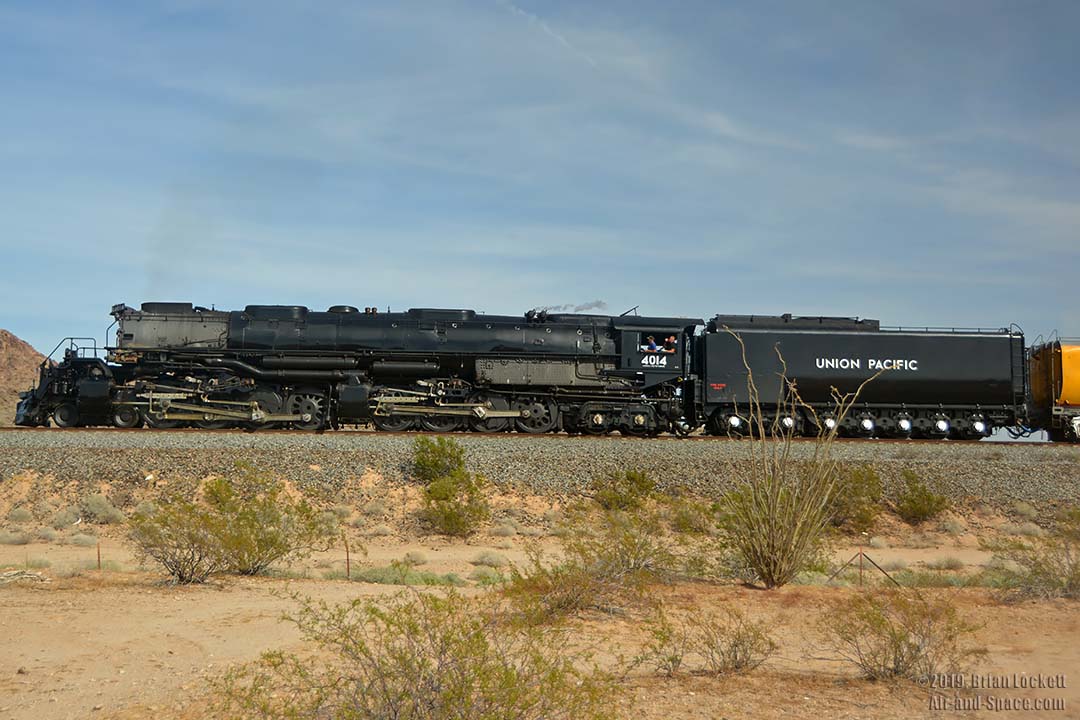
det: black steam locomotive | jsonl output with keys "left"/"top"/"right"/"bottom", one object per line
{"left": 14, "top": 301, "right": 1036, "bottom": 439}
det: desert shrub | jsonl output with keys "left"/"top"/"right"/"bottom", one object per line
{"left": 421, "top": 468, "right": 490, "bottom": 537}
{"left": 1002, "top": 521, "right": 1045, "bottom": 537}
{"left": 128, "top": 498, "right": 226, "bottom": 583}
{"left": 1012, "top": 501, "right": 1038, "bottom": 521}
{"left": 664, "top": 497, "right": 718, "bottom": 535}
{"left": 353, "top": 562, "right": 465, "bottom": 587}
{"left": 469, "top": 566, "right": 506, "bottom": 585}
{"left": 412, "top": 435, "right": 466, "bottom": 484}
{"left": 331, "top": 504, "right": 352, "bottom": 521}
{"left": 590, "top": 470, "right": 655, "bottom": 512}
{"left": 6, "top": 507, "right": 33, "bottom": 523}
{"left": 24, "top": 557, "right": 51, "bottom": 569}
{"left": 128, "top": 468, "right": 337, "bottom": 582}
{"left": 51, "top": 507, "right": 79, "bottom": 529}
{"left": 362, "top": 499, "right": 388, "bottom": 517}
{"left": 895, "top": 470, "right": 949, "bottom": 524}
{"left": 0, "top": 530, "right": 30, "bottom": 545}
{"left": 133, "top": 500, "right": 157, "bottom": 516}
{"left": 818, "top": 589, "right": 984, "bottom": 681}
{"left": 695, "top": 608, "right": 777, "bottom": 675}
{"left": 505, "top": 509, "right": 676, "bottom": 622}
{"left": 36, "top": 528, "right": 58, "bottom": 542}
{"left": 892, "top": 569, "right": 968, "bottom": 588}
{"left": 402, "top": 550, "right": 428, "bottom": 567}
{"left": 926, "top": 557, "right": 964, "bottom": 571}
{"left": 80, "top": 494, "right": 125, "bottom": 524}
{"left": 638, "top": 605, "right": 692, "bottom": 676}
{"left": 69, "top": 533, "right": 98, "bottom": 547}
{"left": 471, "top": 550, "right": 509, "bottom": 568}
{"left": 869, "top": 536, "right": 889, "bottom": 549}
{"left": 987, "top": 507, "right": 1080, "bottom": 599}
{"left": 367, "top": 523, "right": 393, "bottom": 537}
{"left": 215, "top": 590, "right": 619, "bottom": 720}
{"left": 490, "top": 522, "right": 518, "bottom": 537}
{"left": 202, "top": 471, "right": 338, "bottom": 575}
{"left": 941, "top": 518, "right": 965, "bottom": 535}
{"left": 639, "top": 605, "right": 776, "bottom": 676}
{"left": 830, "top": 465, "right": 883, "bottom": 533}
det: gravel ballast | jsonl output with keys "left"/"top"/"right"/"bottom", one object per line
{"left": 1, "top": 430, "right": 1078, "bottom": 506}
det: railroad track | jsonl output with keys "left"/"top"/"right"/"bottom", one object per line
{"left": 0, "top": 425, "right": 1057, "bottom": 446}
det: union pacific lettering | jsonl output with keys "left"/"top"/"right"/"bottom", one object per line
{"left": 815, "top": 358, "right": 919, "bottom": 371}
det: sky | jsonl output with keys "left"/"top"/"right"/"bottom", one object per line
{"left": 1, "top": 0, "right": 1078, "bottom": 355}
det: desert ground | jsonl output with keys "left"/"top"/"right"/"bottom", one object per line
{"left": 1, "top": 429, "right": 1078, "bottom": 720}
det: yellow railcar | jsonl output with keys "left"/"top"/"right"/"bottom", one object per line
{"left": 1029, "top": 341, "right": 1080, "bottom": 441}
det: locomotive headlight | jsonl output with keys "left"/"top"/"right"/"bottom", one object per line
{"left": 781, "top": 416, "right": 795, "bottom": 429}
{"left": 824, "top": 418, "right": 837, "bottom": 430}
{"left": 973, "top": 420, "right": 987, "bottom": 434}
{"left": 898, "top": 418, "right": 913, "bottom": 432}
{"left": 860, "top": 418, "right": 875, "bottom": 432}
{"left": 935, "top": 419, "right": 950, "bottom": 433}
{"left": 728, "top": 416, "right": 742, "bottom": 428}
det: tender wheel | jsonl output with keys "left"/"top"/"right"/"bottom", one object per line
{"left": 373, "top": 413, "right": 415, "bottom": 432}
{"left": 53, "top": 403, "right": 79, "bottom": 428}
{"left": 112, "top": 406, "right": 143, "bottom": 428}
{"left": 513, "top": 397, "right": 558, "bottom": 434}
{"left": 468, "top": 393, "right": 511, "bottom": 433}
{"left": 287, "top": 393, "right": 326, "bottom": 431}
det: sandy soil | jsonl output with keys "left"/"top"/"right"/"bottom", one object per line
{"left": 2, "top": 525, "right": 1078, "bottom": 720}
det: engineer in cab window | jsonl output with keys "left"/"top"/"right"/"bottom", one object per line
{"left": 662, "top": 335, "right": 677, "bottom": 354}
{"left": 643, "top": 336, "right": 659, "bottom": 353}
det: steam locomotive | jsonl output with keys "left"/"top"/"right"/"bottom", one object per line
{"left": 13, "top": 301, "right": 1080, "bottom": 441}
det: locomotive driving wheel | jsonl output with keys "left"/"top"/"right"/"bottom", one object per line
{"left": 373, "top": 411, "right": 415, "bottom": 432}
{"left": 467, "top": 392, "right": 511, "bottom": 433}
{"left": 419, "top": 413, "right": 462, "bottom": 432}
{"left": 512, "top": 396, "right": 558, "bottom": 434}
{"left": 286, "top": 392, "right": 326, "bottom": 431}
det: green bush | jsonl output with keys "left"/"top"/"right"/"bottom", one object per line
{"left": 202, "top": 470, "right": 338, "bottom": 575}
{"left": 128, "top": 497, "right": 225, "bottom": 583}
{"left": 590, "top": 470, "right": 655, "bottom": 512}
{"left": 818, "top": 589, "right": 984, "bottom": 681}
{"left": 421, "top": 468, "right": 491, "bottom": 537}
{"left": 127, "top": 466, "right": 339, "bottom": 582}
{"left": 412, "top": 436, "right": 467, "bottom": 484}
{"left": 80, "top": 494, "right": 125, "bottom": 524}
{"left": 987, "top": 507, "right": 1080, "bottom": 599}
{"left": 895, "top": 470, "right": 949, "bottom": 524}
{"left": 830, "top": 465, "right": 883, "bottom": 533}
{"left": 215, "top": 590, "right": 619, "bottom": 720}
{"left": 353, "top": 562, "right": 465, "bottom": 587}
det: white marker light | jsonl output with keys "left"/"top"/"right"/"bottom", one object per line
{"left": 973, "top": 420, "right": 986, "bottom": 434}
{"left": 860, "top": 418, "right": 875, "bottom": 431}
{"left": 824, "top": 418, "right": 837, "bottom": 430}
{"left": 781, "top": 417, "right": 795, "bottom": 429}
{"left": 898, "top": 418, "right": 913, "bottom": 432}
{"left": 728, "top": 416, "right": 742, "bottom": 428}
{"left": 935, "top": 419, "right": 950, "bottom": 433}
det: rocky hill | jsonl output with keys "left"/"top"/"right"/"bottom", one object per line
{"left": 0, "top": 330, "right": 44, "bottom": 426}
